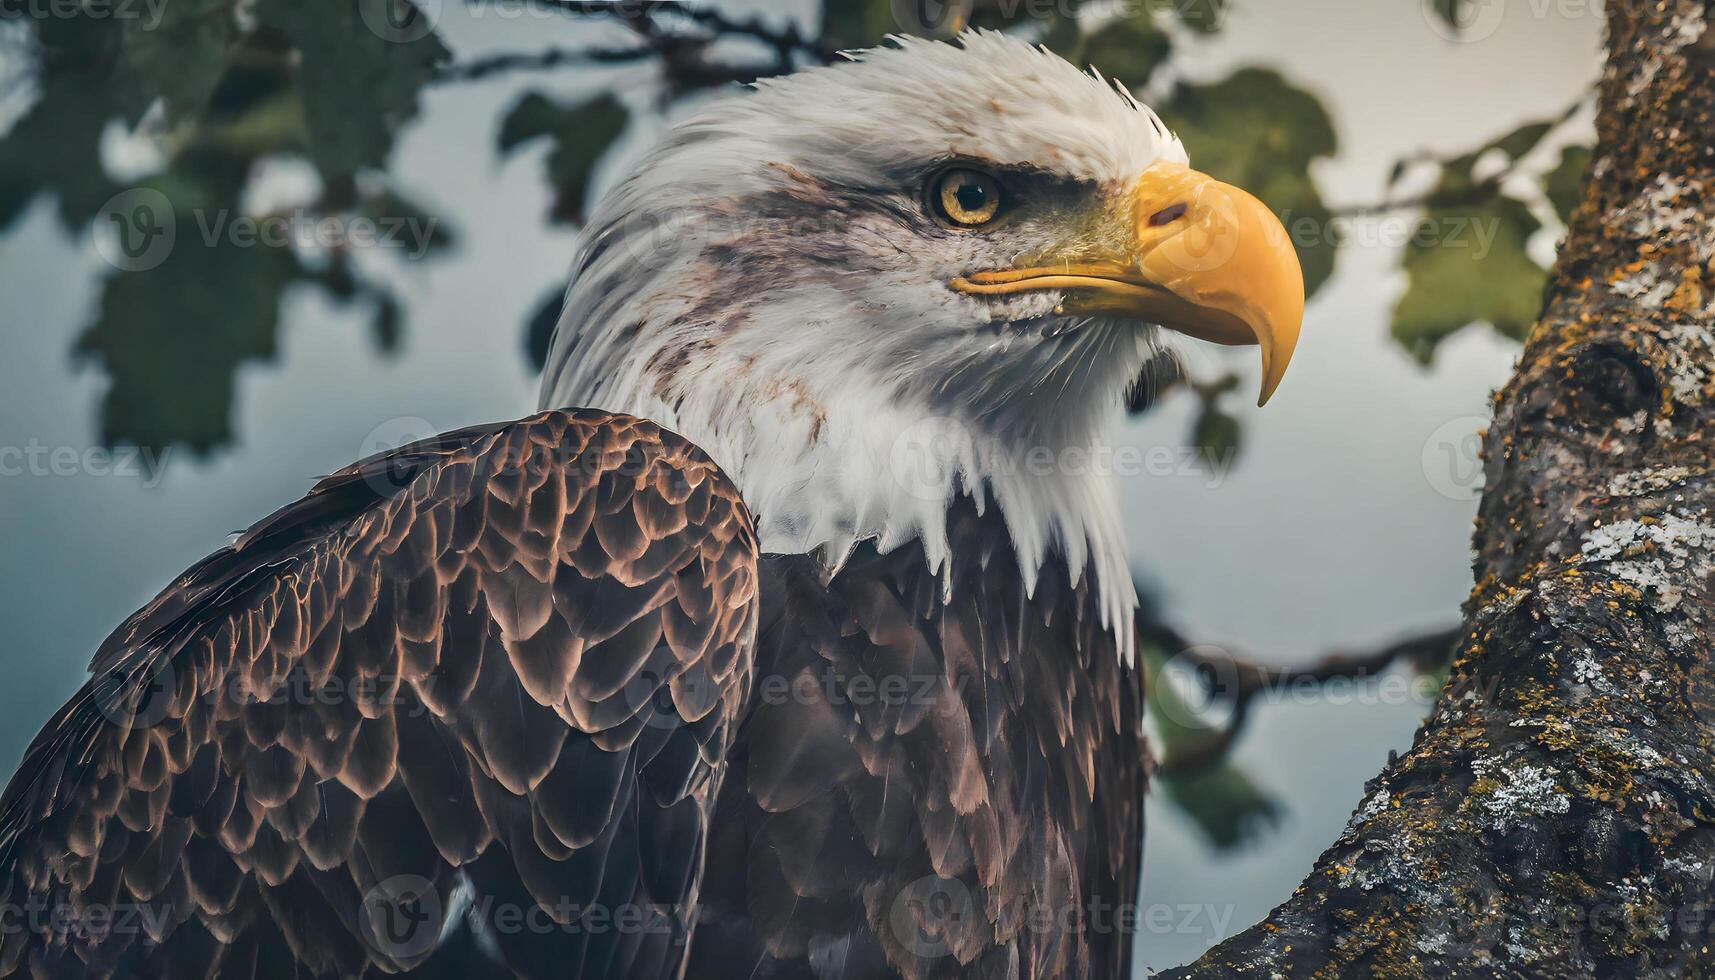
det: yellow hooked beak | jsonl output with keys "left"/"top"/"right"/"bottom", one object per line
{"left": 951, "top": 162, "right": 1305, "bottom": 406}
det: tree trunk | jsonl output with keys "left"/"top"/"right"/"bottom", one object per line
{"left": 1163, "top": 3, "right": 1715, "bottom": 976}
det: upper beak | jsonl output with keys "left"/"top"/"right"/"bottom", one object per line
{"left": 951, "top": 162, "right": 1305, "bottom": 406}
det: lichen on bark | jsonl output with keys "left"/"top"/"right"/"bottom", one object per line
{"left": 1163, "top": 3, "right": 1715, "bottom": 976}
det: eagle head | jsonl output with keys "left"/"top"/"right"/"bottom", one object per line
{"left": 540, "top": 31, "right": 1305, "bottom": 653}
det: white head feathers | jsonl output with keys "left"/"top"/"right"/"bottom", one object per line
{"left": 540, "top": 31, "right": 1190, "bottom": 661}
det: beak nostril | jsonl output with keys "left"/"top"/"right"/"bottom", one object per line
{"left": 1148, "top": 203, "right": 1188, "bottom": 227}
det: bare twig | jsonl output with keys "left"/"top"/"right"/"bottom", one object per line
{"left": 436, "top": 45, "right": 659, "bottom": 83}
{"left": 441, "top": 0, "right": 835, "bottom": 91}
{"left": 538, "top": 0, "right": 835, "bottom": 62}
{"left": 1146, "top": 618, "right": 1461, "bottom": 776}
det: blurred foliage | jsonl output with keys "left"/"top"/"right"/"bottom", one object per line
{"left": 1141, "top": 643, "right": 1281, "bottom": 850}
{"left": 78, "top": 233, "right": 302, "bottom": 453}
{"left": 1392, "top": 194, "right": 1544, "bottom": 363}
{"left": 499, "top": 92, "right": 629, "bottom": 225}
{"left": 1188, "top": 374, "right": 1244, "bottom": 472}
{"left": 0, "top": 0, "right": 449, "bottom": 453}
{"left": 1388, "top": 114, "right": 1584, "bottom": 361}
{"left": 1544, "top": 144, "right": 1593, "bottom": 225}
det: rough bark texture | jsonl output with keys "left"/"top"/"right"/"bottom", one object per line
{"left": 1165, "top": 3, "right": 1715, "bottom": 977}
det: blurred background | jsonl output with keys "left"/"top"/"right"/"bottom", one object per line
{"left": 0, "top": 0, "right": 1602, "bottom": 971}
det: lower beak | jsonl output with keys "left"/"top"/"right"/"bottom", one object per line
{"left": 951, "top": 162, "right": 1305, "bottom": 407}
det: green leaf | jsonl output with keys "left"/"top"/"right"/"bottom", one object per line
{"left": 114, "top": 0, "right": 248, "bottom": 126}
{"left": 1081, "top": 15, "right": 1172, "bottom": 90}
{"left": 372, "top": 292, "right": 403, "bottom": 352}
{"left": 1543, "top": 144, "right": 1591, "bottom": 226}
{"left": 359, "top": 187, "right": 455, "bottom": 256}
{"left": 1391, "top": 195, "right": 1546, "bottom": 362}
{"left": 255, "top": 0, "right": 449, "bottom": 179}
{"left": 1174, "top": 0, "right": 1229, "bottom": 35}
{"left": 499, "top": 93, "right": 629, "bottom": 225}
{"left": 1192, "top": 406, "right": 1242, "bottom": 472}
{"left": 1486, "top": 119, "right": 1554, "bottom": 162}
{"left": 1160, "top": 69, "right": 1341, "bottom": 300}
{"left": 0, "top": 74, "right": 116, "bottom": 230}
{"left": 76, "top": 225, "right": 305, "bottom": 455}
{"left": 1161, "top": 765, "right": 1283, "bottom": 851}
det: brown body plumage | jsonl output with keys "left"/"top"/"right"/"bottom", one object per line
{"left": 0, "top": 410, "right": 1143, "bottom": 979}
{"left": 0, "top": 412, "right": 759, "bottom": 978}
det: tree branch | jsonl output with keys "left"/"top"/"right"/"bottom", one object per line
{"left": 1164, "top": 3, "right": 1715, "bottom": 974}
{"left": 1146, "top": 620, "right": 1460, "bottom": 777}
{"left": 443, "top": 0, "right": 837, "bottom": 91}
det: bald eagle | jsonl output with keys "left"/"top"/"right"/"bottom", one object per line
{"left": 0, "top": 32, "right": 1301, "bottom": 980}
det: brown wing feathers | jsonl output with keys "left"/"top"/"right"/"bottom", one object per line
{"left": 688, "top": 497, "right": 1146, "bottom": 980}
{"left": 0, "top": 410, "right": 758, "bottom": 979}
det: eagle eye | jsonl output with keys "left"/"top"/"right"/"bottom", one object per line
{"left": 931, "top": 167, "right": 1004, "bottom": 228}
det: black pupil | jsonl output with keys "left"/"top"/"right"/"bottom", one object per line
{"left": 955, "top": 180, "right": 990, "bottom": 213}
